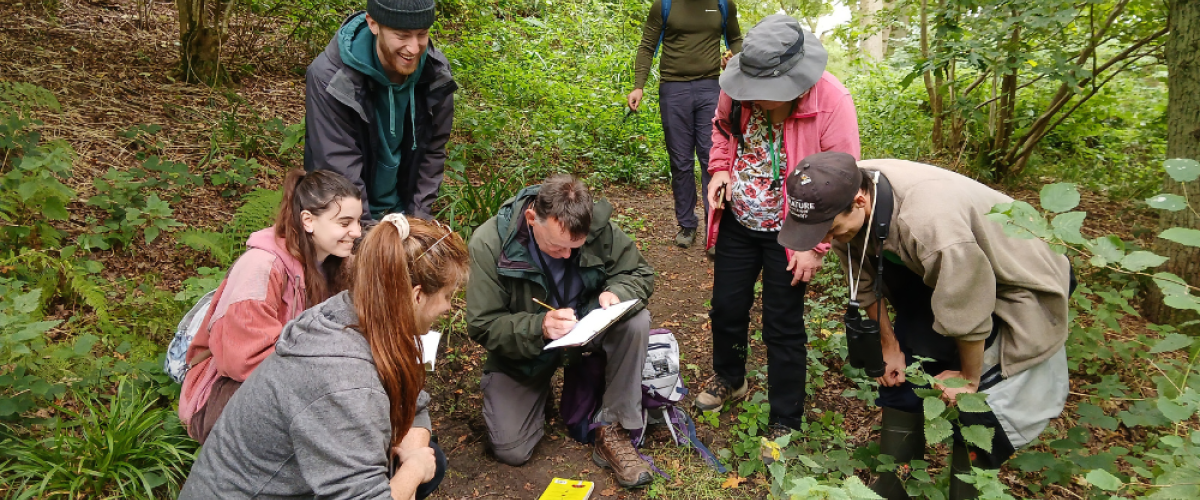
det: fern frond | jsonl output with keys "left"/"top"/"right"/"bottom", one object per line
{"left": 68, "top": 272, "right": 109, "bottom": 323}
{"left": 229, "top": 188, "right": 282, "bottom": 241}
{"left": 176, "top": 229, "right": 235, "bottom": 267}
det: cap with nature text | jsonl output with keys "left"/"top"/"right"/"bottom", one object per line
{"left": 777, "top": 152, "right": 861, "bottom": 252}
{"left": 368, "top": 0, "right": 435, "bottom": 30}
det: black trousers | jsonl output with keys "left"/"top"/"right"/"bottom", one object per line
{"left": 709, "top": 209, "right": 808, "bottom": 428}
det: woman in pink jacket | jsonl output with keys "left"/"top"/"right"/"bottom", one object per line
{"left": 178, "top": 169, "right": 362, "bottom": 443}
{"left": 695, "top": 15, "right": 861, "bottom": 440}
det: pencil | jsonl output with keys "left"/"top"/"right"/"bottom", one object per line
{"left": 531, "top": 297, "right": 556, "bottom": 311}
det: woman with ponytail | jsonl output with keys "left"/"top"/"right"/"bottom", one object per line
{"left": 179, "top": 169, "right": 362, "bottom": 443}
{"left": 180, "top": 215, "right": 468, "bottom": 500}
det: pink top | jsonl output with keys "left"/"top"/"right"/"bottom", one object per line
{"left": 706, "top": 71, "right": 862, "bottom": 257}
{"left": 178, "top": 229, "right": 306, "bottom": 427}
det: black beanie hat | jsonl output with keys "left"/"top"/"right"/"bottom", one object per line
{"left": 368, "top": 0, "right": 435, "bottom": 30}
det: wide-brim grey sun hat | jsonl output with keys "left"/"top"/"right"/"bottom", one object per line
{"left": 720, "top": 14, "right": 828, "bottom": 102}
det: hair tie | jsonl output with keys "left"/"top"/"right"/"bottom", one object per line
{"left": 380, "top": 213, "right": 411, "bottom": 240}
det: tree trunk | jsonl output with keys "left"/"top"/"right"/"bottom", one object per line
{"left": 1146, "top": 0, "right": 1200, "bottom": 330}
{"left": 920, "top": 0, "right": 944, "bottom": 149}
{"left": 860, "top": 0, "right": 888, "bottom": 60}
{"left": 177, "top": 0, "right": 233, "bottom": 85}
{"left": 990, "top": 15, "right": 1021, "bottom": 179}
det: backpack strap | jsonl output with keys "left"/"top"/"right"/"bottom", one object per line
{"left": 717, "top": 0, "right": 729, "bottom": 50}
{"left": 714, "top": 98, "right": 745, "bottom": 156}
{"left": 652, "top": 0, "right": 672, "bottom": 58}
{"left": 665, "top": 407, "right": 728, "bottom": 473}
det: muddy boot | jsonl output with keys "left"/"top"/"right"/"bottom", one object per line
{"left": 870, "top": 408, "right": 925, "bottom": 500}
{"left": 593, "top": 424, "right": 652, "bottom": 488}
{"left": 949, "top": 439, "right": 980, "bottom": 500}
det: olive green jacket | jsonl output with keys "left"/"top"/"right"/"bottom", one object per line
{"left": 465, "top": 186, "right": 655, "bottom": 381}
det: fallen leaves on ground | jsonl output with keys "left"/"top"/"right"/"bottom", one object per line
{"left": 721, "top": 474, "right": 748, "bottom": 489}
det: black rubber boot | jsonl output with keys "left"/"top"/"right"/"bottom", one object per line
{"left": 870, "top": 408, "right": 925, "bottom": 500}
{"left": 949, "top": 439, "right": 979, "bottom": 500}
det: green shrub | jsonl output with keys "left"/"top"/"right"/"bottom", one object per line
{"left": 0, "top": 83, "right": 74, "bottom": 249}
{"left": 0, "top": 379, "right": 197, "bottom": 499}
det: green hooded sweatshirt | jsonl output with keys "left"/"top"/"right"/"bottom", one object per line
{"left": 465, "top": 186, "right": 656, "bottom": 382}
{"left": 337, "top": 13, "right": 428, "bottom": 218}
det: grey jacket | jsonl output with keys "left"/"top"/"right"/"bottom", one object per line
{"left": 303, "top": 12, "right": 457, "bottom": 220}
{"left": 179, "top": 291, "right": 431, "bottom": 500}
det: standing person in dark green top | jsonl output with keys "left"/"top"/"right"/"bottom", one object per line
{"left": 627, "top": 0, "right": 742, "bottom": 249}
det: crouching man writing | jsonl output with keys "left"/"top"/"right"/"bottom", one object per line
{"left": 465, "top": 175, "right": 657, "bottom": 489}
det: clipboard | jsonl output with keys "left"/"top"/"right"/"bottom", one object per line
{"left": 543, "top": 299, "right": 641, "bottom": 350}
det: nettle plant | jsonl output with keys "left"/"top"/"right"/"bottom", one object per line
{"left": 986, "top": 158, "right": 1200, "bottom": 498}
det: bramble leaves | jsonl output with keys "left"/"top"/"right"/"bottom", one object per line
{"left": 1147, "top": 193, "right": 1189, "bottom": 211}
{"left": 1077, "top": 403, "right": 1119, "bottom": 431}
{"left": 1163, "top": 158, "right": 1200, "bottom": 183}
{"left": 1085, "top": 469, "right": 1123, "bottom": 491}
{"left": 1119, "top": 251, "right": 1168, "bottom": 272}
{"left": 924, "top": 397, "right": 946, "bottom": 420}
{"left": 956, "top": 393, "right": 992, "bottom": 413}
{"left": 1086, "top": 235, "right": 1125, "bottom": 266}
{"left": 1159, "top": 228, "right": 1200, "bottom": 248}
{"left": 1051, "top": 212, "right": 1088, "bottom": 245}
{"left": 961, "top": 425, "right": 994, "bottom": 453}
{"left": 1150, "top": 333, "right": 1195, "bottom": 354}
{"left": 1040, "top": 183, "right": 1080, "bottom": 213}
{"left": 925, "top": 417, "right": 954, "bottom": 444}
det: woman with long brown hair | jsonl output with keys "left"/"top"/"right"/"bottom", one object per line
{"left": 180, "top": 214, "right": 468, "bottom": 500}
{"left": 179, "top": 169, "right": 362, "bottom": 443}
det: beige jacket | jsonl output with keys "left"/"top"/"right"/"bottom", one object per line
{"left": 833, "top": 159, "right": 1071, "bottom": 377}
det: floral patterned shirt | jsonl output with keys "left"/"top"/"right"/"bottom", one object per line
{"left": 731, "top": 107, "right": 787, "bottom": 232}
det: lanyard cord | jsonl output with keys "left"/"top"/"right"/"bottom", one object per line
{"left": 767, "top": 123, "right": 782, "bottom": 184}
{"left": 846, "top": 173, "right": 880, "bottom": 302}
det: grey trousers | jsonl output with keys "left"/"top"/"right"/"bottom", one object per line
{"left": 481, "top": 310, "right": 651, "bottom": 466}
{"left": 660, "top": 79, "right": 719, "bottom": 229}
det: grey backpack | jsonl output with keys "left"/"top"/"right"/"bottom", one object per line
{"left": 163, "top": 289, "right": 215, "bottom": 383}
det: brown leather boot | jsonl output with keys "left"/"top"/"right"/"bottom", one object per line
{"left": 592, "top": 424, "right": 653, "bottom": 488}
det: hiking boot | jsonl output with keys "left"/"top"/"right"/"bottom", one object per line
{"left": 675, "top": 227, "right": 697, "bottom": 248}
{"left": 592, "top": 424, "right": 653, "bottom": 488}
{"left": 760, "top": 424, "right": 795, "bottom": 466}
{"left": 694, "top": 376, "right": 748, "bottom": 412}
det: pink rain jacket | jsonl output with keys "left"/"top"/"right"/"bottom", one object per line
{"left": 705, "top": 71, "right": 862, "bottom": 257}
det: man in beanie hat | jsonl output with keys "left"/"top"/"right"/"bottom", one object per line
{"left": 627, "top": 0, "right": 743, "bottom": 248}
{"left": 304, "top": 0, "right": 456, "bottom": 221}
{"left": 779, "top": 152, "right": 1074, "bottom": 500}
{"left": 695, "top": 14, "right": 859, "bottom": 447}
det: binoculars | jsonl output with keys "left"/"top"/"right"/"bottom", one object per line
{"left": 844, "top": 302, "right": 886, "bottom": 378}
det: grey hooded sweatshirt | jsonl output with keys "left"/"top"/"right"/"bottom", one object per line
{"left": 179, "top": 291, "right": 430, "bottom": 500}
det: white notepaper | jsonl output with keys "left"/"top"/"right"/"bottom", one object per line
{"left": 419, "top": 331, "right": 441, "bottom": 371}
{"left": 543, "top": 299, "right": 639, "bottom": 350}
